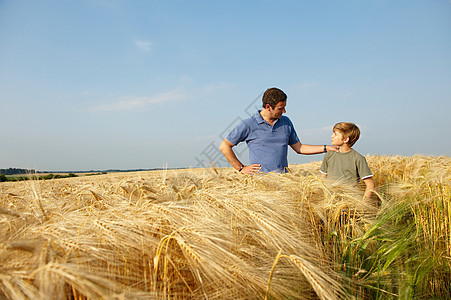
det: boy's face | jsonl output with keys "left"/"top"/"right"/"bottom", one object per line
{"left": 331, "top": 130, "right": 348, "bottom": 146}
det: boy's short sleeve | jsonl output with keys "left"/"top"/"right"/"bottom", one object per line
{"left": 357, "top": 156, "right": 373, "bottom": 180}
{"left": 319, "top": 152, "right": 330, "bottom": 175}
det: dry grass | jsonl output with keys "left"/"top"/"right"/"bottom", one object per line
{"left": 0, "top": 155, "right": 449, "bottom": 299}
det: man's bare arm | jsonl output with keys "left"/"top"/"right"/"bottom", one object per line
{"left": 219, "top": 139, "right": 261, "bottom": 174}
{"left": 290, "top": 142, "right": 339, "bottom": 154}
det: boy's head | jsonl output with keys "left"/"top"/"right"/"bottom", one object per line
{"left": 333, "top": 122, "right": 360, "bottom": 147}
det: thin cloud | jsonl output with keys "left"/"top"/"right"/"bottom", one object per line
{"left": 341, "top": 91, "right": 354, "bottom": 98}
{"left": 200, "top": 82, "right": 234, "bottom": 94}
{"left": 294, "top": 82, "right": 322, "bottom": 89}
{"left": 91, "top": 89, "right": 188, "bottom": 112}
{"left": 302, "top": 125, "right": 334, "bottom": 137}
{"left": 170, "top": 134, "right": 219, "bottom": 144}
{"left": 302, "top": 123, "right": 367, "bottom": 140}
{"left": 135, "top": 40, "right": 152, "bottom": 52}
{"left": 297, "top": 125, "right": 334, "bottom": 144}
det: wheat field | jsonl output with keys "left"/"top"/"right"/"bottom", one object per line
{"left": 1, "top": 155, "right": 449, "bottom": 299}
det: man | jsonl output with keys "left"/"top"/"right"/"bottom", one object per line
{"left": 219, "top": 87, "right": 339, "bottom": 174}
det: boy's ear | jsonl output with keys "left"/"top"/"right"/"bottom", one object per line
{"left": 343, "top": 137, "right": 350, "bottom": 144}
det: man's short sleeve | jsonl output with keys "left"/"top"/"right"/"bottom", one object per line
{"left": 226, "top": 120, "right": 251, "bottom": 146}
{"left": 287, "top": 118, "right": 300, "bottom": 145}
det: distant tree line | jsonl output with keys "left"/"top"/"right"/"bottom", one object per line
{"left": 0, "top": 166, "right": 184, "bottom": 183}
{"left": 0, "top": 173, "right": 79, "bottom": 182}
{"left": 0, "top": 168, "right": 37, "bottom": 175}
{"left": 1, "top": 167, "right": 181, "bottom": 176}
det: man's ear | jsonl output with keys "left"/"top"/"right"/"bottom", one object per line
{"left": 343, "top": 137, "right": 350, "bottom": 144}
{"left": 264, "top": 104, "right": 271, "bottom": 110}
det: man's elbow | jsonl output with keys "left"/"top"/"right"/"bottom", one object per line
{"left": 218, "top": 142, "right": 226, "bottom": 154}
{"left": 219, "top": 140, "right": 232, "bottom": 154}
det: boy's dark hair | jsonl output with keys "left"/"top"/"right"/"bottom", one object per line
{"left": 333, "top": 122, "right": 360, "bottom": 147}
{"left": 262, "top": 87, "right": 287, "bottom": 109}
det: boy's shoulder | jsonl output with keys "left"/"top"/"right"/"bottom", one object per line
{"left": 325, "top": 148, "right": 366, "bottom": 160}
{"left": 346, "top": 149, "right": 368, "bottom": 162}
{"left": 349, "top": 148, "right": 365, "bottom": 158}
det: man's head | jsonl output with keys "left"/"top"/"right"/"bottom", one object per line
{"left": 262, "top": 87, "right": 287, "bottom": 109}
{"left": 333, "top": 122, "right": 360, "bottom": 147}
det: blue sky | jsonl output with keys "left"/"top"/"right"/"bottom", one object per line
{"left": 1, "top": 0, "right": 450, "bottom": 171}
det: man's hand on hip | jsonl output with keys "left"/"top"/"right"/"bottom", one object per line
{"left": 240, "top": 164, "right": 262, "bottom": 174}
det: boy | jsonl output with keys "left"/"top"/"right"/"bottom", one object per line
{"left": 320, "top": 122, "right": 374, "bottom": 200}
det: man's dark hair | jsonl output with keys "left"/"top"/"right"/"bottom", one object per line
{"left": 262, "top": 87, "right": 287, "bottom": 109}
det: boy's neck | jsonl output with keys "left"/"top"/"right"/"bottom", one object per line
{"left": 339, "top": 144, "right": 352, "bottom": 153}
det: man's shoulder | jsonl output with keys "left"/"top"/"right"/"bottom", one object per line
{"left": 244, "top": 114, "right": 259, "bottom": 126}
{"left": 280, "top": 115, "right": 292, "bottom": 121}
{"left": 279, "top": 115, "right": 294, "bottom": 125}
{"left": 233, "top": 114, "right": 258, "bottom": 132}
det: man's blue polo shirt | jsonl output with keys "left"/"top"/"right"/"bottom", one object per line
{"left": 226, "top": 111, "right": 300, "bottom": 173}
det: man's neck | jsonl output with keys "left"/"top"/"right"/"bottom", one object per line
{"left": 260, "top": 110, "right": 276, "bottom": 126}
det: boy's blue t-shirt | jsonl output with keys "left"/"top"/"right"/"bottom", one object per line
{"left": 226, "top": 111, "right": 300, "bottom": 173}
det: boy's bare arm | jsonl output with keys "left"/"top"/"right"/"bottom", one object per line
{"left": 363, "top": 177, "right": 375, "bottom": 200}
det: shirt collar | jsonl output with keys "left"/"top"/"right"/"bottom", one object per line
{"left": 254, "top": 110, "right": 265, "bottom": 124}
{"left": 254, "top": 110, "right": 280, "bottom": 126}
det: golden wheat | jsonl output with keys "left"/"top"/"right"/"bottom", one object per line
{"left": 0, "top": 155, "right": 449, "bottom": 299}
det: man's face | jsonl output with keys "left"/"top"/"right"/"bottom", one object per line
{"left": 268, "top": 101, "right": 286, "bottom": 119}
